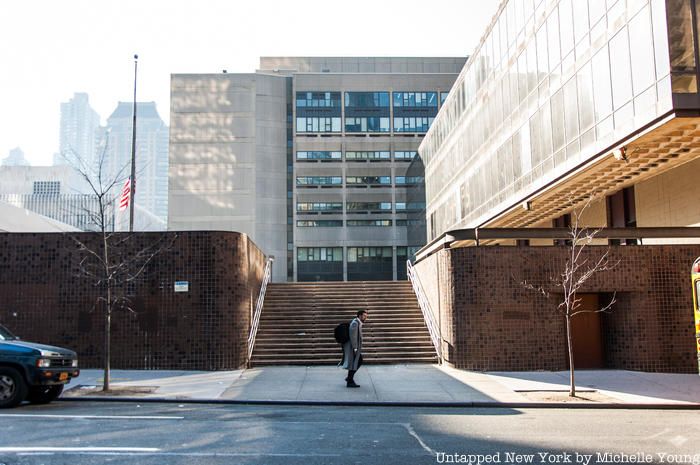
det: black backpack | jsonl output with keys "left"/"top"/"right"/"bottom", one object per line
{"left": 334, "top": 322, "right": 350, "bottom": 344}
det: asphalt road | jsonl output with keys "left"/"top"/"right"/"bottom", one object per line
{"left": 0, "top": 402, "right": 698, "bottom": 465}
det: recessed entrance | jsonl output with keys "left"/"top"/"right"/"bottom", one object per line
{"left": 569, "top": 293, "right": 605, "bottom": 369}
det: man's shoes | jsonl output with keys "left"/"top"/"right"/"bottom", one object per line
{"left": 346, "top": 381, "right": 360, "bottom": 388}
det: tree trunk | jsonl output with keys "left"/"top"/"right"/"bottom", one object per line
{"left": 103, "top": 288, "right": 111, "bottom": 392}
{"left": 566, "top": 315, "right": 575, "bottom": 397}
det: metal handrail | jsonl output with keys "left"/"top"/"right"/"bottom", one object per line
{"left": 247, "top": 258, "right": 273, "bottom": 363}
{"left": 406, "top": 259, "right": 442, "bottom": 363}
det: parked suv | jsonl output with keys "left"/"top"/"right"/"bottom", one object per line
{"left": 0, "top": 324, "right": 79, "bottom": 408}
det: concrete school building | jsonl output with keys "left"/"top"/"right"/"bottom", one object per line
{"left": 412, "top": 0, "right": 700, "bottom": 372}
{"left": 168, "top": 57, "right": 464, "bottom": 282}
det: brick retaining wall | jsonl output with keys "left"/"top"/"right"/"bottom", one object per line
{"left": 0, "top": 231, "right": 266, "bottom": 370}
{"left": 415, "top": 245, "right": 698, "bottom": 372}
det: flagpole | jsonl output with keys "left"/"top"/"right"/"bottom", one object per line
{"left": 129, "top": 54, "right": 138, "bottom": 232}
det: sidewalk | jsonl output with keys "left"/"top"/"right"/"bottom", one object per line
{"left": 62, "top": 365, "right": 700, "bottom": 407}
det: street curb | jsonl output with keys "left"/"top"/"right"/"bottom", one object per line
{"left": 57, "top": 397, "right": 700, "bottom": 410}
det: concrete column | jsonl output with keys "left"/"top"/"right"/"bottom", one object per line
{"left": 343, "top": 246, "right": 348, "bottom": 281}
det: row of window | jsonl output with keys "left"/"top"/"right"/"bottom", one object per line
{"left": 296, "top": 176, "right": 424, "bottom": 186}
{"left": 297, "top": 150, "right": 416, "bottom": 162}
{"left": 297, "top": 246, "right": 421, "bottom": 262}
{"left": 297, "top": 219, "right": 423, "bottom": 227}
{"left": 297, "top": 117, "right": 436, "bottom": 133}
{"left": 344, "top": 117, "right": 391, "bottom": 133}
{"left": 297, "top": 92, "right": 439, "bottom": 108}
{"left": 393, "top": 92, "right": 438, "bottom": 107}
{"left": 296, "top": 201, "right": 426, "bottom": 212}
{"left": 296, "top": 92, "right": 341, "bottom": 108}
{"left": 345, "top": 92, "right": 390, "bottom": 108}
{"left": 32, "top": 181, "right": 61, "bottom": 196}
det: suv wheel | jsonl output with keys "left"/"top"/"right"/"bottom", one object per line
{"left": 0, "top": 367, "right": 28, "bottom": 408}
{"left": 27, "top": 384, "right": 64, "bottom": 404}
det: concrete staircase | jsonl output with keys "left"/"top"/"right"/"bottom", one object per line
{"left": 250, "top": 281, "right": 437, "bottom": 366}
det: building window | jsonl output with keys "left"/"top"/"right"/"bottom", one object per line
{"left": 297, "top": 247, "right": 343, "bottom": 262}
{"left": 395, "top": 176, "right": 424, "bottom": 185}
{"left": 345, "top": 151, "right": 390, "bottom": 162}
{"left": 33, "top": 181, "right": 61, "bottom": 196}
{"left": 393, "top": 92, "right": 437, "bottom": 107}
{"left": 345, "top": 92, "right": 390, "bottom": 133}
{"left": 347, "top": 246, "right": 393, "bottom": 281}
{"left": 296, "top": 176, "right": 342, "bottom": 187}
{"left": 345, "top": 117, "right": 390, "bottom": 132}
{"left": 296, "top": 117, "right": 342, "bottom": 133}
{"left": 394, "top": 150, "right": 418, "bottom": 161}
{"left": 347, "top": 246, "right": 393, "bottom": 262}
{"left": 296, "top": 92, "right": 342, "bottom": 133}
{"left": 440, "top": 92, "right": 450, "bottom": 104}
{"left": 394, "top": 151, "right": 418, "bottom": 161}
{"left": 346, "top": 176, "right": 391, "bottom": 187}
{"left": 296, "top": 151, "right": 341, "bottom": 161}
{"left": 394, "top": 117, "right": 435, "bottom": 133}
{"left": 297, "top": 246, "right": 344, "bottom": 281}
{"left": 346, "top": 201, "right": 392, "bottom": 213}
{"left": 395, "top": 202, "right": 425, "bottom": 212}
{"left": 393, "top": 92, "right": 438, "bottom": 133}
{"left": 347, "top": 219, "right": 392, "bottom": 227}
{"left": 296, "top": 92, "right": 341, "bottom": 108}
{"left": 296, "top": 220, "right": 343, "bottom": 227}
{"left": 345, "top": 92, "right": 390, "bottom": 108}
{"left": 296, "top": 202, "right": 342, "bottom": 212}
{"left": 397, "top": 117, "right": 435, "bottom": 133}
{"left": 667, "top": 0, "right": 698, "bottom": 93}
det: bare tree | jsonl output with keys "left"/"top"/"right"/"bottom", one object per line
{"left": 521, "top": 197, "right": 618, "bottom": 397}
{"left": 61, "top": 143, "right": 174, "bottom": 391}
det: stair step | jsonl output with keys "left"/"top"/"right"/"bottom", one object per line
{"left": 256, "top": 336, "right": 430, "bottom": 341}
{"left": 253, "top": 281, "right": 431, "bottom": 365}
{"left": 251, "top": 352, "right": 437, "bottom": 360}
{"left": 250, "top": 356, "right": 437, "bottom": 366}
{"left": 259, "top": 317, "right": 425, "bottom": 324}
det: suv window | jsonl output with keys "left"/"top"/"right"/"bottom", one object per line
{"left": 0, "top": 325, "right": 17, "bottom": 341}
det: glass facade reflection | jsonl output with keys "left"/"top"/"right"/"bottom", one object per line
{"left": 420, "top": 0, "right": 685, "bottom": 241}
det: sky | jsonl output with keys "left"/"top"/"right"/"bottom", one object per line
{"left": 0, "top": 0, "right": 499, "bottom": 166}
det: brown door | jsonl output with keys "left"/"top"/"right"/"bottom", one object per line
{"left": 570, "top": 294, "right": 605, "bottom": 369}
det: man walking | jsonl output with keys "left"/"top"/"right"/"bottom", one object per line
{"left": 342, "top": 309, "right": 368, "bottom": 388}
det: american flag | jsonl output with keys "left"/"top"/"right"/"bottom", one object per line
{"left": 118, "top": 178, "right": 131, "bottom": 212}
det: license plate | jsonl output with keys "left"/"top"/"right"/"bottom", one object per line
{"left": 59, "top": 372, "right": 68, "bottom": 381}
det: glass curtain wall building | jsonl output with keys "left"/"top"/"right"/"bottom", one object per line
{"left": 421, "top": 0, "right": 700, "bottom": 241}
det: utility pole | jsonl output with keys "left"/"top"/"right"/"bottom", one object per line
{"left": 129, "top": 54, "right": 138, "bottom": 232}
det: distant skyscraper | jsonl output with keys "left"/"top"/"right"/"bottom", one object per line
{"left": 56, "top": 93, "right": 101, "bottom": 168}
{"left": 105, "top": 102, "right": 168, "bottom": 230}
{"left": 1, "top": 147, "right": 30, "bottom": 166}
